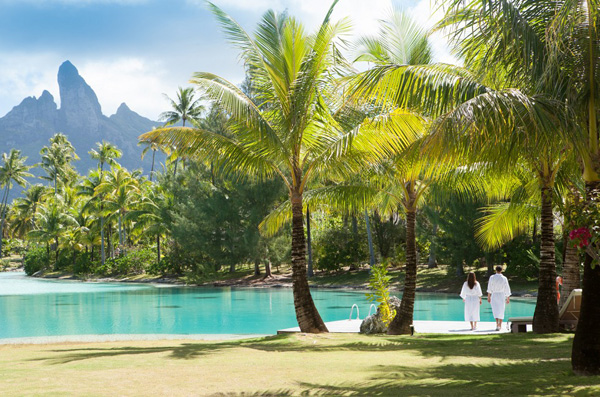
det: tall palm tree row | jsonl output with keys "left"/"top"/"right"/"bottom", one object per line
{"left": 39, "top": 133, "right": 78, "bottom": 195}
{"left": 97, "top": 166, "right": 140, "bottom": 248}
{"left": 89, "top": 141, "right": 122, "bottom": 265}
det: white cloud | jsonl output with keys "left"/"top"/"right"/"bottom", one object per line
{"left": 203, "top": 0, "right": 457, "bottom": 63}
{"left": 408, "top": 0, "right": 460, "bottom": 64}
{"left": 79, "top": 58, "right": 176, "bottom": 120}
{"left": 0, "top": 0, "right": 147, "bottom": 4}
{"left": 0, "top": 54, "right": 185, "bottom": 121}
{"left": 0, "top": 53, "right": 62, "bottom": 116}
{"left": 0, "top": 0, "right": 459, "bottom": 121}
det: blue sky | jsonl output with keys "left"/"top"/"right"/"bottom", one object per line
{"left": 0, "top": 0, "right": 456, "bottom": 120}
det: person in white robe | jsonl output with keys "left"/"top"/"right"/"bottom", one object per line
{"left": 487, "top": 265, "right": 511, "bottom": 331}
{"left": 460, "top": 272, "right": 482, "bottom": 330}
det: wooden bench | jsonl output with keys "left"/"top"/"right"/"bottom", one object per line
{"left": 509, "top": 316, "right": 532, "bottom": 333}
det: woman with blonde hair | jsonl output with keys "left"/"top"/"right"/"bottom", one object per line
{"left": 460, "top": 272, "right": 483, "bottom": 330}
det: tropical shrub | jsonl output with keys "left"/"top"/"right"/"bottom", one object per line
{"left": 73, "top": 253, "right": 95, "bottom": 275}
{"left": 96, "top": 247, "right": 155, "bottom": 276}
{"left": 366, "top": 262, "right": 396, "bottom": 326}
{"left": 314, "top": 217, "right": 368, "bottom": 272}
{"left": 23, "top": 246, "right": 50, "bottom": 276}
{"left": 3, "top": 238, "right": 26, "bottom": 256}
{"left": 146, "top": 256, "right": 173, "bottom": 276}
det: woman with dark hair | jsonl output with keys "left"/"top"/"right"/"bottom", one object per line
{"left": 460, "top": 272, "right": 483, "bottom": 330}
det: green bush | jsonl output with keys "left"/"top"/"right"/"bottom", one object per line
{"left": 3, "top": 239, "right": 26, "bottom": 256}
{"left": 23, "top": 247, "right": 50, "bottom": 276}
{"left": 503, "top": 236, "right": 541, "bottom": 278}
{"left": 95, "top": 247, "right": 156, "bottom": 276}
{"left": 54, "top": 250, "right": 72, "bottom": 271}
{"left": 73, "top": 253, "right": 96, "bottom": 275}
{"left": 146, "top": 256, "right": 172, "bottom": 276}
{"left": 314, "top": 217, "right": 368, "bottom": 273}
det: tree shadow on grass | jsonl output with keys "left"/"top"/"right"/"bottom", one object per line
{"left": 34, "top": 335, "right": 288, "bottom": 364}
{"left": 297, "top": 360, "right": 600, "bottom": 396}
{"left": 389, "top": 333, "right": 573, "bottom": 361}
{"left": 37, "top": 334, "right": 411, "bottom": 365}
{"left": 33, "top": 333, "right": 572, "bottom": 367}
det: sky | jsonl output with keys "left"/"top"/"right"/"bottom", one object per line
{"left": 0, "top": 0, "right": 457, "bottom": 121}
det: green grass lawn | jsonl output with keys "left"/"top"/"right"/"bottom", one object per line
{"left": 1, "top": 333, "right": 598, "bottom": 396}
{"left": 310, "top": 265, "right": 539, "bottom": 295}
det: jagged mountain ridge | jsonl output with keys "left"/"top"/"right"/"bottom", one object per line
{"left": 0, "top": 61, "right": 162, "bottom": 180}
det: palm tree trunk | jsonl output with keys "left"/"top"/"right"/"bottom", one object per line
{"left": 254, "top": 259, "right": 260, "bottom": 276}
{"left": 290, "top": 191, "right": 328, "bottom": 333}
{"left": 157, "top": 235, "right": 161, "bottom": 263}
{"left": 0, "top": 186, "right": 10, "bottom": 258}
{"left": 265, "top": 259, "right": 272, "bottom": 278}
{"left": 150, "top": 150, "right": 156, "bottom": 182}
{"left": 306, "top": 205, "right": 313, "bottom": 277}
{"left": 561, "top": 240, "right": 580, "bottom": 308}
{"left": 572, "top": 180, "right": 600, "bottom": 375}
{"left": 365, "top": 209, "right": 375, "bottom": 270}
{"left": 118, "top": 212, "right": 123, "bottom": 246}
{"left": 388, "top": 204, "right": 417, "bottom": 335}
{"left": 532, "top": 184, "right": 559, "bottom": 333}
{"left": 100, "top": 215, "right": 106, "bottom": 265}
{"left": 107, "top": 223, "right": 112, "bottom": 258}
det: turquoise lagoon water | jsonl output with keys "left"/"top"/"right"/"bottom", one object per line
{"left": 0, "top": 272, "right": 535, "bottom": 338}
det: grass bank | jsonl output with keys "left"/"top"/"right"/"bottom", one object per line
{"left": 26, "top": 260, "right": 539, "bottom": 295}
{"left": 0, "top": 333, "right": 597, "bottom": 396}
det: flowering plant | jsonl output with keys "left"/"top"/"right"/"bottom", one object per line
{"left": 569, "top": 227, "right": 592, "bottom": 248}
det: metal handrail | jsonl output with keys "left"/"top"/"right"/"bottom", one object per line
{"left": 349, "top": 304, "right": 360, "bottom": 320}
{"left": 367, "top": 303, "right": 377, "bottom": 317}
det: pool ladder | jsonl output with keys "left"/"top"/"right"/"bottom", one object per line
{"left": 368, "top": 303, "right": 377, "bottom": 317}
{"left": 349, "top": 303, "right": 378, "bottom": 321}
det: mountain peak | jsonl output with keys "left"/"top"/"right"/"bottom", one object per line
{"left": 39, "top": 90, "right": 54, "bottom": 102}
{"left": 116, "top": 102, "right": 131, "bottom": 113}
{"left": 57, "top": 60, "right": 103, "bottom": 131}
{"left": 58, "top": 60, "right": 78, "bottom": 78}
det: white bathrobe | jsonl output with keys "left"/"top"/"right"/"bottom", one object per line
{"left": 460, "top": 281, "right": 482, "bottom": 322}
{"left": 487, "top": 273, "right": 511, "bottom": 319}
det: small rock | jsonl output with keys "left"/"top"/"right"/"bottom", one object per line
{"left": 360, "top": 296, "right": 401, "bottom": 334}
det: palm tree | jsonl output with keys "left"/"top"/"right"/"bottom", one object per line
{"left": 141, "top": 2, "right": 421, "bottom": 332}
{"left": 349, "top": 9, "right": 437, "bottom": 334}
{"left": 89, "top": 141, "right": 122, "bottom": 265}
{"left": 97, "top": 166, "right": 139, "bottom": 247}
{"left": 139, "top": 139, "right": 160, "bottom": 182}
{"left": 127, "top": 185, "right": 172, "bottom": 263}
{"left": 28, "top": 200, "right": 77, "bottom": 263}
{"left": 9, "top": 184, "right": 46, "bottom": 239}
{"left": 0, "top": 149, "right": 33, "bottom": 257}
{"left": 39, "top": 133, "right": 78, "bottom": 195}
{"left": 159, "top": 87, "right": 204, "bottom": 176}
